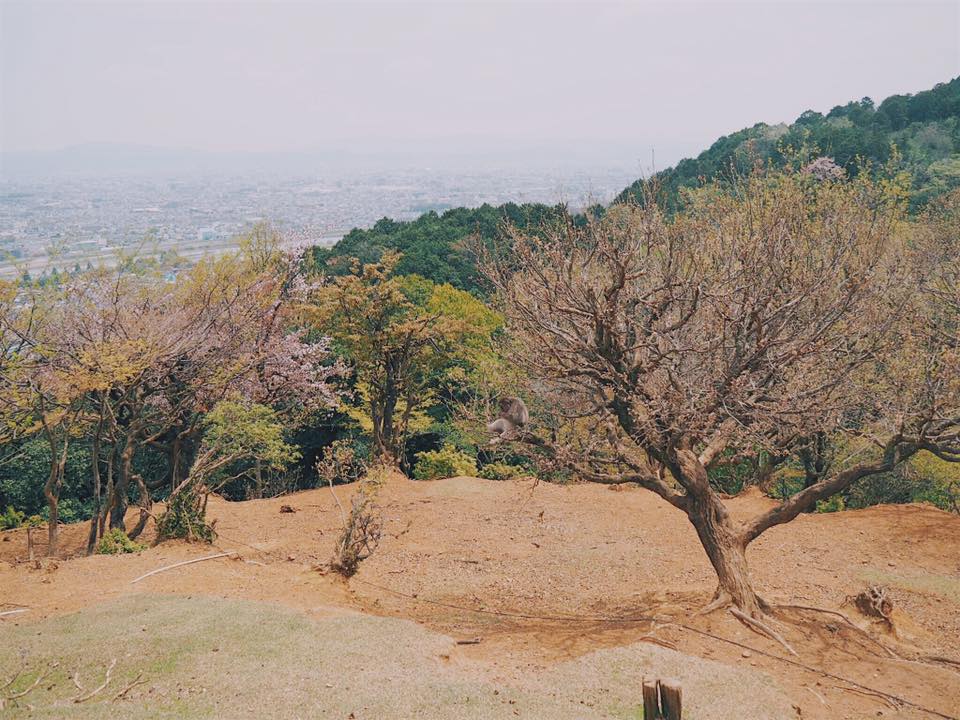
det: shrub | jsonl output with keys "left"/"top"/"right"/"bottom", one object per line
{"left": 316, "top": 439, "right": 368, "bottom": 486}
{"left": 96, "top": 528, "right": 147, "bottom": 555}
{"left": 478, "top": 462, "right": 527, "bottom": 481}
{"left": 330, "top": 487, "right": 382, "bottom": 577}
{"left": 156, "top": 485, "right": 216, "bottom": 543}
{"left": 0, "top": 506, "right": 25, "bottom": 530}
{"left": 413, "top": 445, "right": 477, "bottom": 480}
{"left": 816, "top": 494, "right": 846, "bottom": 513}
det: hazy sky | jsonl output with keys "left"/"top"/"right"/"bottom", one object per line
{"left": 1, "top": 0, "right": 958, "bottom": 164}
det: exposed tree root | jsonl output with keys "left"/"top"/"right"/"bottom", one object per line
{"left": 696, "top": 587, "right": 775, "bottom": 618}
{"left": 639, "top": 635, "right": 679, "bottom": 651}
{"left": 730, "top": 607, "right": 798, "bottom": 656}
{"left": 695, "top": 589, "right": 732, "bottom": 616}
{"left": 833, "top": 683, "right": 902, "bottom": 711}
{"left": 776, "top": 603, "right": 899, "bottom": 659}
{"left": 927, "top": 654, "right": 960, "bottom": 669}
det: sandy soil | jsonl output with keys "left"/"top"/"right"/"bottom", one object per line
{"left": 1, "top": 474, "right": 959, "bottom": 719}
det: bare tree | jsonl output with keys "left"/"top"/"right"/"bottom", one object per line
{"left": 480, "top": 169, "right": 960, "bottom": 617}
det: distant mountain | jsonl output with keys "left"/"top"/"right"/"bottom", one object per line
{"left": 616, "top": 77, "right": 960, "bottom": 211}
{"left": 1, "top": 139, "right": 646, "bottom": 179}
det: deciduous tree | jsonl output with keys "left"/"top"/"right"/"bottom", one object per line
{"left": 482, "top": 169, "right": 960, "bottom": 617}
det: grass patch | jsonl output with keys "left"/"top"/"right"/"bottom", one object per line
{"left": 860, "top": 569, "right": 960, "bottom": 602}
{"left": 0, "top": 595, "right": 792, "bottom": 719}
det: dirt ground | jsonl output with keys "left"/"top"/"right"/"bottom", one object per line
{"left": 1, "top": 474, "right": 959, "bottom": 719}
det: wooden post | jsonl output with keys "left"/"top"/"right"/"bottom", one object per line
{"left": 641, "top": 678, "right": 682, "bottom": 719}
{"left": 660, "top": 679, "right": 682, "bottom": 720}
{"left": 27, "top": 526, "right": 33, "bottom": 561}
{"left": 642, "top": 679, "right": 660, "bottom": 719}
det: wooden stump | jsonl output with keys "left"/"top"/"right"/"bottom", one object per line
{"left": 660, "top": 679, "right": 682, "bottom": 720}
{"left": 642, "top": 679, "right": 660, "bottom": 719}
{"left": 641, "top": 677, "right": 682, "bottom": 719}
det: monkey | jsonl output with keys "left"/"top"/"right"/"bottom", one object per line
{"left": 486, "top": 396, "right": 529, "bottom": 444}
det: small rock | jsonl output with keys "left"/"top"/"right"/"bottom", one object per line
{"left": 741, "top": 650, "right": 752, "bottom": 658}
{"left": 286, "top": 554, "right": 296, "bottom": 561}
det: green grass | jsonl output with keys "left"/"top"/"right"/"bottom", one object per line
{"left": 0, "top": 595, "right": 792, "bottom": 719}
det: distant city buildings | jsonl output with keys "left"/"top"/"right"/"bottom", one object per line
{"left": 0, "top": 164, "right": 636, "bottom": 278}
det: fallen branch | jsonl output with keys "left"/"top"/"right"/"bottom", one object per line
{"left": 74, "top": 658, "right": 116, "bottom": 703}
{"left": 730, "top": 608, "right": 798, "bottom": 657}
{"left": 0, "top": 609, "right": 29, "bottom": 618}
{"left": 455, "top": 637, "right": 482, "bottom": 645}
{"left": 72, "top": 667, "right": 84, "bottom": 692}
{"left": 0, "top": 667, "right": 23, "bottom": 692}
{"left": 111, "top": 672, "right": 146, "bottom": 701}
{"left": 131, "top": 552, "right": 237, "bottom": 584}
{"left": 805, "top": 686, "right": 828, "bottom": 707}
{"left": 1, "top": 662, "right": 58, "bottom": 709}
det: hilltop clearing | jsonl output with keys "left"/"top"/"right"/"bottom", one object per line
{"left": 1, "top": 475, "right": 958, "bottom": 719}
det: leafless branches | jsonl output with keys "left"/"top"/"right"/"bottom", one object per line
{"left": 477, "top": 168, "right": 960, "bottom": 615}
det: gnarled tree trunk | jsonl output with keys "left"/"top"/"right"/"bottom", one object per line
{"left": 110, "top": 438, "right": 136, "bottom": 530}
{"left": 685, "top": 492, "right": 762, "bottom": 617}
{"left": 674, "top": 448, "right": 763, "bottom": 616}
{"left": 43, "top": 432, "right": 68, "bottom": 558}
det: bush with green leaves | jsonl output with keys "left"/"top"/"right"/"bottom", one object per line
{"left": 413, "top": 445, "right": 477, "bottom": 480}
{"left": 478, "top": 462, "right": 528, "bottom": 481}
{"left": 156, "top": 485, "right": 217, "bottom": 543}
{"left": 0, "top": 505, "right": 25, "bottom": 530}
{"left": 816, "top": 495, "right": 846, "bottom": 513}
{"left": 96, "top": 528, "right": 147, "bottom": 554}
{"left": 39, "top": 498, "right": 92, "bottom": 525}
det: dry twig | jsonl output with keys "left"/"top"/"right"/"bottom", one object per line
{"left": 1, "top": 662, "right": 58, "bottom": 709}
{"left": 111, "top": 672, "right": 146, "bottom": 701}
{"left": 74, "top": 658, "right": 116, "bottom": 703}
{"left": 130, "top": 552, "right": 237, "bottom": 584}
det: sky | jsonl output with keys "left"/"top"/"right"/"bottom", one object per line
{"left": 1, "top": 0, "right": 958, "bottom": 169}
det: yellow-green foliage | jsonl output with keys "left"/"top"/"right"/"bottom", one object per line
{"left": 308, "top": 252, "right": 507, "bottom": 461}
{"left": 413, "top": 445, "right": 478, "bottom": 480}
{"left": 903, "top": 451, "right": 960, "bottom": 510}
{"left": 0, "top": 505, "right": 24, "bottom": 530}
{"left": 478, "top": 462, "right": 528, "bottom": 481}
{"left": 202, "top": 400, "right": 299, "bottom": 475}
{"left": 96, "top": 528, "right": 147, "bottom": 554}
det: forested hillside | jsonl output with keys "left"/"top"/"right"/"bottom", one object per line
{"left": 307, "top": 203, "right": 572, "bottom": 294}
{"left": 311, "top": 79, "right": 960, "bottom": 298}
{"left": 617, "top": 77, "right": 960, "bottom": 210}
